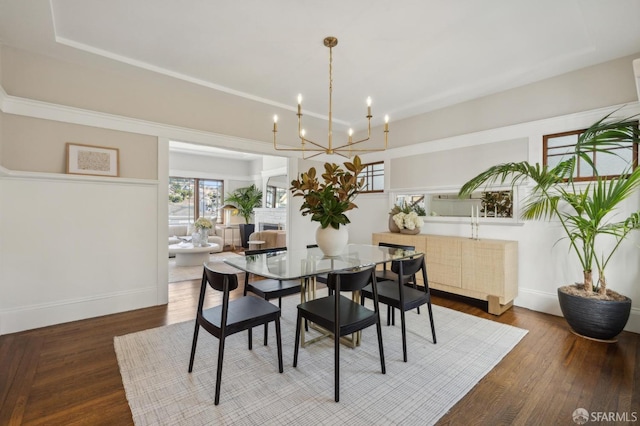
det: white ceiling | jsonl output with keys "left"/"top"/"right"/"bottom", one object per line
{"left": 1, "top": 0, "right": 640, "bottom": 132}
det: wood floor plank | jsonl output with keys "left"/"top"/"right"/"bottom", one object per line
{"left": 0, "top": 279, "right": 637, "bottom": 425}
{"left": 0, "top": 335, "right": 44, "bottom": 426}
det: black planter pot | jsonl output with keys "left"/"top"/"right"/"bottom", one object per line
{"left": 557, "top": 287, "right": 632, "bottom": 341}
{"left": 238, "top": 224, "right": 255, "bottom": 249}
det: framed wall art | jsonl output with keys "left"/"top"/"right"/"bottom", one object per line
{"left": 66, "top": 143, "right": 120, "bottom": 177}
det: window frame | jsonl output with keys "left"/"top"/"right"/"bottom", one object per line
{"left": 543, "top": 124, "right": 638, "bottom": 182}
{"left": 358, "top": 160, "right": 384, "bottom": 193}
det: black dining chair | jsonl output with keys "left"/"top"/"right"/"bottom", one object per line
{"left": 375, "top": 242, "right": 416, "bottom": 283}
{"left": 376, "top": 242, "right": 418, "bottom": 325}
{"left": 244, "top": 247, "right": 302, "bottom": 344}
{"left": 293, "top": 266, "right": 385, "bottom": 402}
{"left": 361, "top": 253, "right": 436, "bottom": 362}
{"left": 188, "top": 262, "right": 283, "bottom": 405}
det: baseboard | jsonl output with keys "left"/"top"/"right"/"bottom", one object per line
{"left": 515, "top": 287, "right": 640, "bottom": 334}
{"left": 0, "top": 286, "right": 160, "bottom": 335}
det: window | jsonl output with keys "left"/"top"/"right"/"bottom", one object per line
{"left": 198, "top": 179, "right": 224, "bottom": 220}
{"left": 265, "top": 175, "right": 288, "bottom": 208}
{"left": 544, "top": 124, "right": 638, "bottom": 181}
{"left": 358, "top": 161, "right": 384, "bottom": 193}
{"left": 169, "top": 177, "right": 223, "bottom": 225}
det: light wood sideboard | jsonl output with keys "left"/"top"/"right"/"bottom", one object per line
{"left": 372, "top": 232, "right": 518, "bottom": 315}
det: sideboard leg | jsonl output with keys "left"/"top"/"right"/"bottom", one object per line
{"left": 488, "top": 295, "right": 513, "bottom": 315}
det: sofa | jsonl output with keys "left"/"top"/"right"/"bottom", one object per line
{"left": 168, "top": 224, "right": 223, "bottom": 253}
{"left": 248, "top": 230, "right": 287, "bottom": 250}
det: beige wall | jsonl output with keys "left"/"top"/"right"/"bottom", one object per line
{"left": 390, "top": 138, "right": 528, "bottom": 189}
{"left": 1, "top": 113, "right": 157, "bottom": 179}
{"left": 0, "top": 110, "right": 3, "bottom": 164}
{"left": 363, "top": 53, "right": 640, "bottom": 149}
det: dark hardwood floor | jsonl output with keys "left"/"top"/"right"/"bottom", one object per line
{"left": 1, "top": 279, "right": 638, "bottom": 425}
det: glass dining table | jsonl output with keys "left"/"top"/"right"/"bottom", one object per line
{"left": 224, "top": 243, "right": 422, "bottom": 347}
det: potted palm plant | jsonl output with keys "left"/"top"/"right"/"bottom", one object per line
{"left": 290, "top": 156, "right": 365, "bottom": 256}
{"left": 225, "top": 184, "right": 263, "bottom": 248}
{"left": 459, "top": 111, "right": 640, "bottom": 341}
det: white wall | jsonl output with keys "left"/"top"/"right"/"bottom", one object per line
{"left": 0, "top": 172, "right": 163, "bottom": 334}
{"left": 169, "top": 150, "right": 256, "bottom": 182}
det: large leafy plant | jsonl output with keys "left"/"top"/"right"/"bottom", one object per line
{"left": 459, "top": 111, "right": 640, "bottom": 296}
{"left": 290, "top": 156, "right": 365, "bottom": 229}
{"left": 225, "top": 184, "right": 263, "bottom": 224}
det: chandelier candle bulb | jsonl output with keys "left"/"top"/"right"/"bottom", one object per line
{"left": 348, "top": 129, "right": 353, "bottom": 143}
{"left": 297, "top": 94, "right": 302, "bottom": 115}
{"left": 384, "top": 115, "right": 389, "bottom": 132}
{"left": 273, "top": 115, "right": 278, "bottom": 131}
{"left": 367, "top": 97, "right": 372, "bottom": 117}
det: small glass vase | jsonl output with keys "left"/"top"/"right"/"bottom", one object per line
{"left": 198, "top": 228, "right": 209, "bottom": 247}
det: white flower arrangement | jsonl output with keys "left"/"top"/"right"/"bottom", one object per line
{"left": 194, "top": 217, "right": 213, "bottom": 230}
{"left": 393, "top": 211, "right": 424, "bottom": 230}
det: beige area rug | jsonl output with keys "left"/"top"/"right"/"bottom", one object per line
{"left": 168, "top": 252, "right": 242, "bottom": 283}
{"left": 114, "top": 292, "right": 528, "bottom": 426}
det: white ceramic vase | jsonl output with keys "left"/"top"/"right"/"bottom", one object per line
{"left": 315, "top": 225, "right": 348, "bottom": 257}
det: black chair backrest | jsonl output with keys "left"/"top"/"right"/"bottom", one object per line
{"left": 327, "top": 266, "right": 375, "bottom": 293}
{"left": 379, "top": 241, "right": 416, "bottom": 252}
{"left": 391, "top": 254, "right": 425, "bottom": 277}
{"left": 204, "top": 263, "right": 239, "bottom": 292}
{"left": 245, "top": 247, "right": 287, "bottom": 256}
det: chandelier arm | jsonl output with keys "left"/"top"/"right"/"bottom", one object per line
{"left": 333, "top": 151, "right": 353, "bottom": 160}
{"left": 302, "top": 151, "right": 327, "bottom": 160}
{"left": 332, "top": 137, "right": 372, "bottom": 151}
{"left": 298, "top": 136, "right": 327, "bottom": 151}
{"left": 334, "top": 146, "right": 388, "bottom": 153}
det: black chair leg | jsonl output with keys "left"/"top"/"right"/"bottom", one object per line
{"left": 334, "top": 327, "right": 340, "bottom": 402}
{"left": 214, "top": 336, "right": 226, "bottom": 405}
{"left": 188, "top": 322, "right": 200, "bottom": 372}
{"left": 275, "top": 318, "right": 284, "bottom": 373}
{"left": 400, "top": 309, "right": 408, "bottom": 362}
{"left": 264, "top": 324, "right": 268, "bottom": 346}
{"left": 248, "top": 328, "right": 253, "bottom": 350}
{"left": 263, "top": 297, "right": 276, "bottom": 346}
{"left": 376, "top": 318, "right": 386, "bottom": 374}
{"left": 293, "top": 312, "right": 302, "bottom": 367}
{"left": 427, "top": 299, "right": 437, "bottom": 344}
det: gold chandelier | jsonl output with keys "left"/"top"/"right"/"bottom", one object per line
{"left": 272, "top": 36, "right": 389, "bottom": 159}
